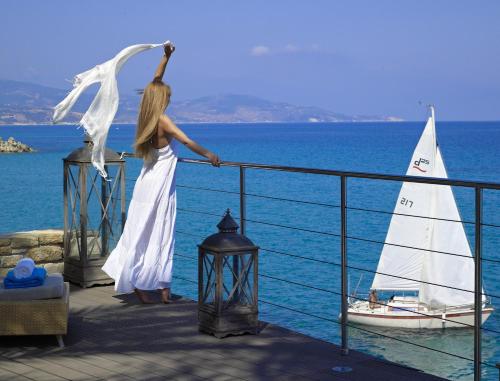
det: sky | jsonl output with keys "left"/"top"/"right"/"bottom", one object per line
{"left": 1, "top": 0, "right": 500, "bottom": 120}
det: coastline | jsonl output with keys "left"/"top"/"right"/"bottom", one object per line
{"left": 4, "top": 120, "right": 500, "bottom": 126}
{"left": 0, "top": 120, "right": 411, "bottom": 127}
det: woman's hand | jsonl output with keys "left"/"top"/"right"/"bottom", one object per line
{"left": 164, "top": 42, "right": 175, "bottom": 57}
{"left": 206, "top": 152, "right": 221, "bottom": 167}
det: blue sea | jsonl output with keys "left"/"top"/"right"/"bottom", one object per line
{"left": 1, "top": 122, "right": 499, "bottom": 380}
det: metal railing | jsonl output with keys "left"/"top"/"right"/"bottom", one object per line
{"left": 121, "top": 153, "right": 500, "bottom": 381}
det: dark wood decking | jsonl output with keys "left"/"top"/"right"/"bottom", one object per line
{"left": 0, "top": 285, "right": 447, "bottom": 381}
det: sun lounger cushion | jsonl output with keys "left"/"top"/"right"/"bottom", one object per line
{"left": 0, "top": 273, "right": 64, "bottom": 301}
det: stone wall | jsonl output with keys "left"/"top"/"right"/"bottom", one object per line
{"left": 0, "top": 229, "right": 64, "bottom": 277}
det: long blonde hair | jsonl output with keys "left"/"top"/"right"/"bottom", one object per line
{"left": 134, "top": 80, "right": 171, "bottom": 161}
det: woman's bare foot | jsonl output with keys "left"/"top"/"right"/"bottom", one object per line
{"left": 160, "top": 288, "right": 171, "bottom": 304}
{"left": 134, "top": 288, "right": 155, "bottom": 304}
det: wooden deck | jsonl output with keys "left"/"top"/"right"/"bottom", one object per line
{"left": 0, "top": 284, "right": 447, "bottom": 381}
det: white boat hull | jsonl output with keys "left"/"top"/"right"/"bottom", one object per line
{"left": 346, "top": 298, "right": 493, "bottom": 329}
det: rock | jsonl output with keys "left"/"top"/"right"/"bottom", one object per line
{"left": 0, "top": 254, "right": 24, "bottom": 268}
{"left": 36, "top": 229, "right": 64, "bottom": 245}
{"left": 0, "top": 136, "right": 35, "bottom": 153}
{"left": 10, "top": 233, "right": 39, "bottom": 248}
{"left": 0, "top": 236, "right": 11, "bottom": 247}
{"left": 27, "top": 246, "right": 63, "bottom": 262}
{"left": 0, "top": 246, "right": 11, "bottom": 255}
{"left": 42, "top": 262, "right": 64, "bottom": 274}
{"left": 11, "top": 248, "right": 28, "bottom": 255}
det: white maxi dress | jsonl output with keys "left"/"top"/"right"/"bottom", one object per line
{"left": 102, "top": 140, "right": 178, "bottom": 293}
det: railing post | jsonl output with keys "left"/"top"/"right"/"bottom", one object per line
{"left": 341, "top": 175, "right": 348, "bottom": 355}
{"left": 474, "top": 186, "right": 483, "bottom": 381}
{"left": 239, "top": 166, "right": 246, "bottom": 235}
{"left": 232, "top": 166, "right": 246, "bottom": 300}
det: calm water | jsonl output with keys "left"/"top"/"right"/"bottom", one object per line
{"left": 1, "top": 122, "right": 499, "bottom": 380}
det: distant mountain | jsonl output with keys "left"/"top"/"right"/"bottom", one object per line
{"left": 0, "top": 79, "right": 401, "bottom": 124}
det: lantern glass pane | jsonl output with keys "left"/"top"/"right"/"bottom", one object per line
{"left": 66, "top": 165, "right": 82, "bottom": 259}
{"left": 202, "top": 252, "right": 217, "bottom": 305}
{"left": 65, "top": 163, "right": 125, "bottom": 261}
{"left": 221, "top": 252, "right": 255, "bottom": 308}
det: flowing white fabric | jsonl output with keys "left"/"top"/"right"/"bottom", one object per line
{"left": 13, "top": 258, "right": 36, "bottom": 279}
{"left": 102, "top": 140, "right": 178, "bottom": 293}
{"left": 52, "top": 42, "right": 166, "bottom": 178}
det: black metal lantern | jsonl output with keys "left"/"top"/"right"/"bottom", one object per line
{"left": 63, "top": 136, "right": 126, "bottom": 287}
{"left": 198, "top": 209, "right": 259, "bottom": 338}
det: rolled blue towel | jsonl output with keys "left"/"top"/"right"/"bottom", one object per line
{"left": 4, "top": 267, "right": 47, "bottom": 289}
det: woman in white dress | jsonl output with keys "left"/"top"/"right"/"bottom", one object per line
{"left": 102, "top": 44, "right": 221, "bottom": 304}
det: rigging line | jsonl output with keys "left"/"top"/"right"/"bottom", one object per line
{"left": 259, "top": 299, "right": 497, "bottom": 369}
{"left": 260, "top": 272, "right": 500, "bottom": 334}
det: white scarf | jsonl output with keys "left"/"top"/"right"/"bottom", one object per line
{"left": 53, "top": 42, "right": 167, "bottom": 178}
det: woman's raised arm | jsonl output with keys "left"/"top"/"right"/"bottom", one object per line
{"left": 159, "top": 115, "right": 221, "bottom": 167}
{"left": 153, "top": 43, "right": 175, "bottom": 82}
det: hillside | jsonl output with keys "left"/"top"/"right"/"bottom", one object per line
{"left": 0, "top": 79, "right": 400, "bottom": 124}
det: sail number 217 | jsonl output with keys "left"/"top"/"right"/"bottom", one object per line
{"left": 400, "top": 197, "right": 413, "bottom": 208}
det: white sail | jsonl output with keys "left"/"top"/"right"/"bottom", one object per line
{"left": 371, "top": 115, "right": 437, "bottom": 291}
{"left": 418, "top": 147, "right": 477, "bottom": 307}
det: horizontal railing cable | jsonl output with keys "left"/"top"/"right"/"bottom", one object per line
{"left": 177, "top": 184, "right": 240, "bottom": 196}
{"left": 172, "top": 274, "right": 197, "bottom": 284}
{"left": 259, "top": 271, "right": 500, "bottom": 334}
{"left": 175, "top": 252, "right": 197, "bottom": 261}
{"left": 258, "top": 247, "right": 500, "bottom": 300}
{"left": 173, "top": 212, "right": 500, "bottom": 298}
{"left": 244, "top": 192, "right": 340, "bottom": 209}
{"left": 346, "top": 234, "right": 500, "bottom": 265}
{"left": 120, "top": 153, "right": 500, "bottom": 190}
{"left": 118, "top": 154, "right": 500, "bottom": 377}
{"left": 258, "top": 299, "right": 497, "bottom": 369}
{"left": 349, "top": 205, "right": 500, "bottom": 229}
{"left": 176, "top": 207, "right": 500, "bottom": 265}
{"left": 175, "top": 230, "right": 203, "bottom": 238}
{"left": 177, "top": 207, "right": 341, "bottom": 237}
{"left": 170, "top": 249, "right": 499, "bottom": 332}
{"left": 347, "top": 205, "right": 475, "bottom": 226}
{"left": 176, "top": 182, "right": 500, "bottom": 228}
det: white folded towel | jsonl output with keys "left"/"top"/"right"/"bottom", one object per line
{"left": 13, "top": 258, "right": 36, "bottom": 279}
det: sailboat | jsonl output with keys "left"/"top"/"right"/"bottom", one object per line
{"left": 348, "top": 107, "right": 493, "bottom": 329}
